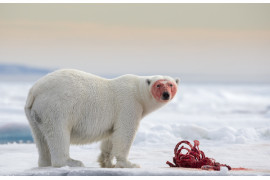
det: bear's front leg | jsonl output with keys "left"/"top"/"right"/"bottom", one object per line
{"left": 111, "top": 128, "right": 140, "bottom": 168}
{"left": 111, "top": 105, "right": 142, "bottom": 168}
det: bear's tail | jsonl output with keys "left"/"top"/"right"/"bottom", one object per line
{"left": 24, "top": 89, "right": 35, "bottom": 122}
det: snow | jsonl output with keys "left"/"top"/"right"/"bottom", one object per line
{"left": 1, "top": 143, "right": 270, "bottom": 176}
{"left": 0, "top": 79, "right": 270, "bottom": 176}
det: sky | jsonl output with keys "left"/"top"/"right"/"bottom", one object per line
{"left": 0, "top": 3, "right": 270, "bottom": 83}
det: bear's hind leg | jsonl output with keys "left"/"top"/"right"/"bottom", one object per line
{"left": 98, "top": 137, "right": 114, "bottom": 168}
{"left": 28, "top": 117, "right": 51, "bottom": 167}
{"left": 43, "top": 122, "right": 85, "bottom": 167}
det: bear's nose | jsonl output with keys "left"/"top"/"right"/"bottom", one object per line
{"left": 162, "top": 92, "right": 170, "bottom": 100}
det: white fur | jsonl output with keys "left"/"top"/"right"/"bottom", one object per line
{"left": 24, "top": 69, "right": 178, "bottom": 168}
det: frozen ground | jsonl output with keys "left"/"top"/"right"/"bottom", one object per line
{"left": 0, "top": 78, "right": 270, "bottom": 175}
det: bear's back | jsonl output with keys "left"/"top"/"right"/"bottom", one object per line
{"left": 31, "top": 69, "right": 107, "bottom": 97}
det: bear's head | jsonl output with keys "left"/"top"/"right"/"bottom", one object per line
{"left": 146, "top": 77, "right": 179, "bottom": 103}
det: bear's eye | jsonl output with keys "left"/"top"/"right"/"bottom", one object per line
{"left": 156, "top": 84, "right": 160, "bottom": 88}
{"left": 169, "top": 84, "right": 173, "bottom": 87}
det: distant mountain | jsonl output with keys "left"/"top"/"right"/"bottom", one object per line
{"left": 0, "top": 64, "right": 52, "bottom": 75}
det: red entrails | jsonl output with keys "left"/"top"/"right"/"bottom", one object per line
{"left": 166, "top": 140, "right": 231, "bottom": 171}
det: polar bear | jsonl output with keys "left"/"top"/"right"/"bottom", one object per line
{"left": 24, "top": 69, "right": 179, "bottom": 168}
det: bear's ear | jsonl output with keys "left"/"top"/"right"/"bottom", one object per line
{"left": 146, "top": 79, "right": 151, "bottom": 86}
{"left": 175, "top": 78, "right": 180, "bottom": 85}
